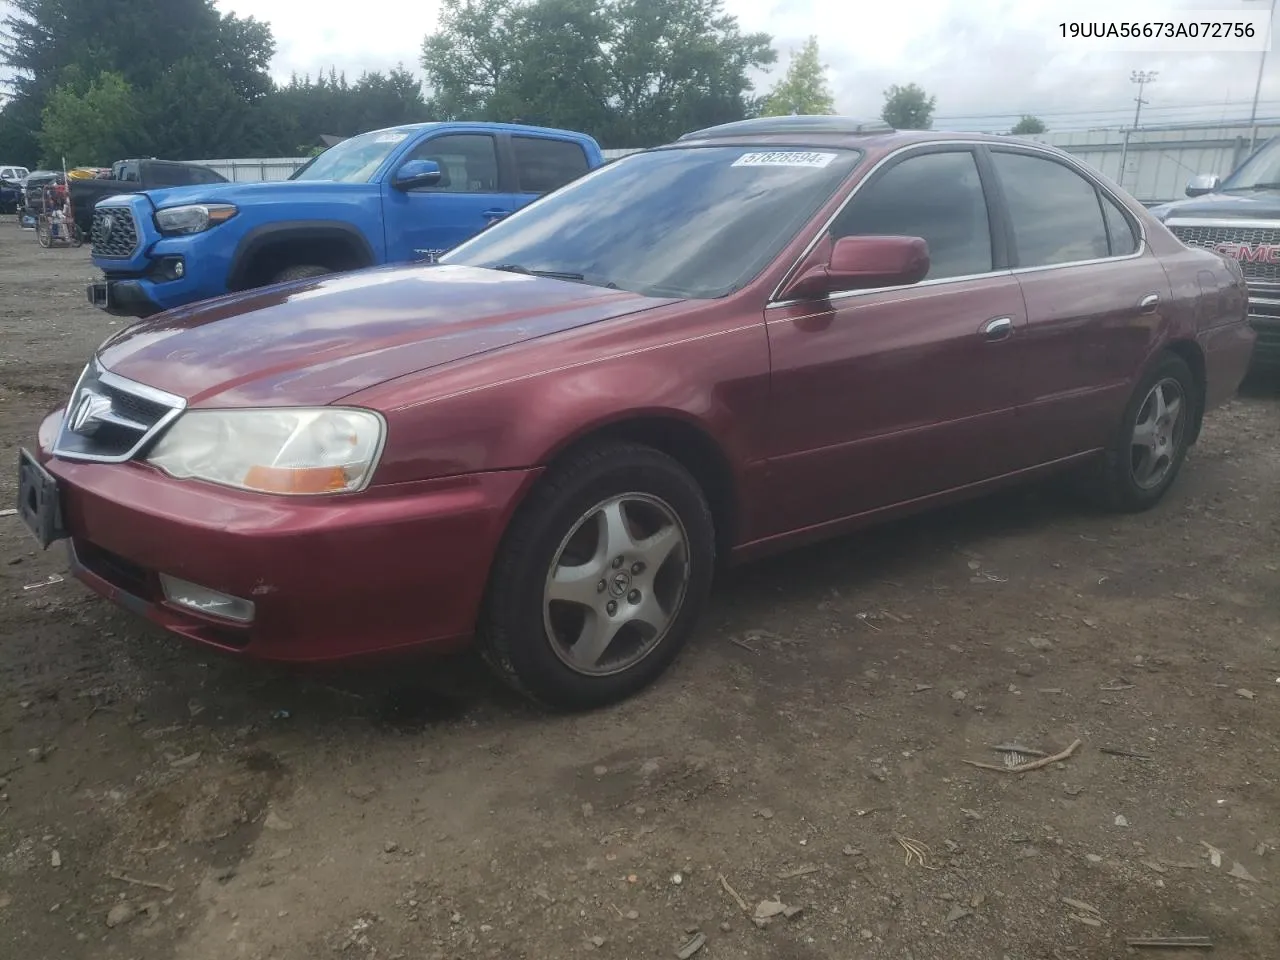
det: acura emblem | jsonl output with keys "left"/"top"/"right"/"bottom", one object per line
{"left": 68, "top": 390, "right": 113, "bottom": 435}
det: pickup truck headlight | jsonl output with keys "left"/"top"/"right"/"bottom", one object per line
{"left": 148, "top": 408, "right": 385, "bottom": 495}
{"left": 154, "top": 203, "right": 237, "bottom": 236}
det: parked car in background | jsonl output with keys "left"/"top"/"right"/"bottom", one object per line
{"left": 19, "top": 116, "right": 1253, "bottom": 710}
{"left": 85, "top": 121, "right": 604, "bottom": 318}
{"left": 1, "top": 164, "right": 30, "bottom": 213}
{"left": 1149, "top": 133, "right": 1280, "bottom": 373}
{"left": 67, "top": 158, "right": 226, "bottom": 237}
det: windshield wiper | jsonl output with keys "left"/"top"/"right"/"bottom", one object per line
{"left": 1225, "top": 181, "right": 1280, "bottom": 191}
{"left": 491, "top": 263, "right": 586, "bottom": 282}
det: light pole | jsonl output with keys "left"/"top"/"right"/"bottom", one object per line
{"left": 1247, "top": 0, "right": 1278, "bottom": 151}
{"left": 1131, "top": 69, "right": 1157, "bottom": 128}
{"left": 1119, "top": 71, "right": 1157, "bottom": 189}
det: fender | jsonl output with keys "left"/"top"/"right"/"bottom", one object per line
{"left": 227, "top": 220, "right": 378, "bottom": 291}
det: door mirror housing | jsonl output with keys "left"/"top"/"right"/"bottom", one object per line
{"left": 392, "top": 159, "right": 443, "bottom": 191}
{"left": 1185, "top": 173, "right": 1221, "bottom": 197}
{"left": 782, "top": 235, "right": 930, "bottom": 300}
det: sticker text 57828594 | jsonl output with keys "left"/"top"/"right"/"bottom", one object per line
{"left": 731, "top": 151, "right": 838, "bottom": 169}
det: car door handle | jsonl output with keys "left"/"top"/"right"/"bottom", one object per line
{"left": 982, "top": 317, "right": 1014, "bottom": 341}
{"left": 1138, "top": 293, "right": 1160, "bottom": 314}
{"left": 481, "top": 208, "right": 510, "bottom": 221}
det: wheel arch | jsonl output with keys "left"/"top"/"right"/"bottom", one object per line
{"left": 525, "top": 411, "right": 742, "bottom": 565}
{"left": 227, "top": 220, "right": 377, "bottom": 291}
{"left": 1164, "top": 338, "right": 1207, "bottom": 443}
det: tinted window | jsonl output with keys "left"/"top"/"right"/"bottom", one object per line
{"left": 443, "top": 146, "right": 863, "bottom": 299}
{"left": 147, "top": 165, "right": 189, "bottom": 187}
{"left": 512, "top": 136, "right": 590, "bottom": 193}
{"left": 1102, "top": 194, "right": 1138, "bottom": 256}
{"left": 992, "top": 151, "right": 1109, "bottom": 267}
{"left": 405, "top": 134, "right": 499, "bottom": 193}
{"left": 831, "top": 150, "right": 992, "bottom": 280}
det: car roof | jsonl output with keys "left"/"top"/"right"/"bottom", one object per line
{"left": 669, "top": 116, "right": 1058, "bottom": 155}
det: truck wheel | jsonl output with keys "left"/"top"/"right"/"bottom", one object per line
{"left": 271, "top": 264, "right": 330, "bottom": 284}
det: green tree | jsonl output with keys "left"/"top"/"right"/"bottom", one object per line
{"left": 37, "top": 69, "right": 142, "bottom": 165}
{"left": 421, "top": 0, "right": 775, "bottom": 147}
{"left": 881, "top": 82, "right": 935, "bottom": 130}
{"left": 761, "top": 36, "right": 834, "bottom": 117}
{"left": 1010, "top": 114, "right": 1046, "bottom": 135}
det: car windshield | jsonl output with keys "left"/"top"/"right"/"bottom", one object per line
{"left": 440, "top": 145, "right": 864, "bottom": 299}
{"left": 289, "top": 128, "right": 417, "bottom": 184}
{"left": 1221, "top": 136, "right": 1280, "bottom": 191}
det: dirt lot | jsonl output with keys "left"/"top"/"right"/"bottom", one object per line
{"left": 0, "top": 219, "right": 1277, "bottom": 960}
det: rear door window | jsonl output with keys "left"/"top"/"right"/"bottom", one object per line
{"left": 990, "top": 150, "right": 1111, "bottom": 266}
{"left": 512, "top": 136, "right": 591, "bottom": 194}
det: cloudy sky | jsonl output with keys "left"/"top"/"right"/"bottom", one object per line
{"left": 0, "top": 0, "right": 1252, "bottom": 134}
{"left": 214, "top": 0, "right": 1280, "bottom": 132}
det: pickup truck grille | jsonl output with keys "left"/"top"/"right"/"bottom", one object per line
{"left": 1167, "top": 224, "right": 1280, "bottom": 282}
{"left": 52, "top": 360, "right": 185, "bottom": 463}
{"left": 91, "top": 207, "right": 140, "bottom": 259}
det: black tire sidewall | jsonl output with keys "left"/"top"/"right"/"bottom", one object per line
{"left": 272, "top": 264, "right": 329, "bottom": 284}
{"left": 482, "top": 445, "right": 716, "bottom": 711}
{"left": 1105, "top": 354, "right": 1197, "bottom": 511}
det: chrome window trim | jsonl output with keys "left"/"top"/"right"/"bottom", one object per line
{"left": 52, "top": 358, "right": 187, "bottom": 464}
{"left": 767, "top": 138, "right": 1149, "bottom": 309}
{"left": 1165, "top": 217, "right": 1280, "bottom": 230}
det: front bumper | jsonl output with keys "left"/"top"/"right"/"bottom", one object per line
{"left": 87, "top": 278, "right": 162, "bottom": 319}
{"left": 20, "top": 413, "right": 539, "bottom": 663}
{"left": 1245, "top": 304, "right": 1280, "bottom": 368}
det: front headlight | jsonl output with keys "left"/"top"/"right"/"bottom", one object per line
{"left": 154, "top": 203, "right": 237, "bottom": 236}
{"left": 148, "top": 408, "right": 385, "bottom": 495}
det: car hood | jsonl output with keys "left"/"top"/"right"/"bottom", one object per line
{"left": 1149, "top": 188, "right": 1280, "bottom": 222}
{"left": 96, "top": 264, "right": 679, "bottom": 407}
{"left": 141, "top": 179, "right": 339, "bottom": 208}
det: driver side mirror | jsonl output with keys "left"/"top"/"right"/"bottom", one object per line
{"left": 782, "top": 234, "right": 930, "bottom": 300}
{"left": 392, "top": 159, "right": 442, "bottom": 191}
{"left": 1185, "top": 173, "right": 1220, "bottom": 197}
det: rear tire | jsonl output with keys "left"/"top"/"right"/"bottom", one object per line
{"left": 1094, "top": 353, "right": 1197, "bottom": 512}
{"left": 270, "top": 264, "right": 330, "bottom": 284}
{"left": 478, "top": 442, "right": 716, "bottom": 711}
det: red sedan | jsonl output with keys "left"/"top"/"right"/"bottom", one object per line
{"left": 17, "top": 116, "right": 1255, "bottom": 710}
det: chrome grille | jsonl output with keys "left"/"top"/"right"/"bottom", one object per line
{"left": 52, "top": 361, "right": 186, "bottom": 463}
{"left": 91, "top": 207, "right": 140, "bottom": 259}
{"left": 1168, "top": 224, "right": 1280, "bottom": 283}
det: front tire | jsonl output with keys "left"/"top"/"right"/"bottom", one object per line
{"left": 1096, "top": 353, "right": 1197, "bottom": 512}
{"left": 479, "top": 443, "right": 716, "bottom": 711}
{"left": 270, "top": 264, "right": 330, "bottom": 284}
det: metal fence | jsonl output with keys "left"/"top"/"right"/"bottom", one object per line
{"left": 1028, "top": 122, "right": 1280, "bottom": 204}
{"left": 187, "top": 122, "right": 1280, "bottom": 203}
{"left": 189, "top": 157, "right": 311, "bottom": 181}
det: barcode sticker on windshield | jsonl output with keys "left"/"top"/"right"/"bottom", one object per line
{"left": 732, "top": 151, "right": 838, "bottom": 168}
{"left": 374, "top": 133, "right": 408, "bottom": 143}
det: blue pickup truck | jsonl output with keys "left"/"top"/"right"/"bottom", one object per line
{"left": 86, "top": 122, "right": 605, "bottom": 317}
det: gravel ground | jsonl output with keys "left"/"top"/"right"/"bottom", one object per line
{"left": 0, "top": 219, "right": 1277, "bottom": 960}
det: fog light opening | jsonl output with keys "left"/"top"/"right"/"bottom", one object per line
{"left": 159, "top": 573, "right": 255, "bottom": 623}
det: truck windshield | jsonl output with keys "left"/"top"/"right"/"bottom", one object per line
{"left": 440, "top": 145, "right": 863, "bottom": 299}
{"left": 1221, "top": 137, "right": 1280, "bottom": 191}
{"left": 289, "top": 129, "right": 414, "bottom": 183}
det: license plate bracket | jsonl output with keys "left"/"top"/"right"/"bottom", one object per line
{"left": 16, "top": 448, "right": 67, "bottom": 549}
